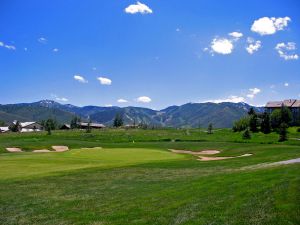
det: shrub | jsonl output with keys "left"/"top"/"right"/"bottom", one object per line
{"left": 242, "top": 128, "right": 251, "bottom": 139}
{"left": 297, "top": 128, "right": 300, "bottom": 132}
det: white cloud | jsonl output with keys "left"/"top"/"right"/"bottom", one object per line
{"left": 97, "top": 77, "right": 112, "bottom": 85}
{"left": 176, "top": 28, "right": 181, "bottom": 32}
{"left": 74, "top": 75, "right": 88, "bottom": 83}
{"left": 125, "top": 2, "right": 153, "bottom": 14}
{"left": 275, "top": 42, "right": 298, "bottom": 60}
{"left": 246, "top": 37, "right": 261, "bottom": 54}
{"left": 0, "top": 41, "right": 16, "bottom": 50}
{"left": 205, "top": 95, "right": 245, "bottom": 104}
{"left": 24, "top": 47, "right": 28, "bottom": 51}
{"left": 105, "top": 104, "right": 113, "bottom": 107}
{"left": 38, "top": 37, "right": 47, "bottom": 44}
{"left": 251, "top": 17, "right": 291, "bottom": 35}
{"left": 136, "top": 96, "right": 152, "bottom": 103}
{"left": 247, "top": 88, "right": 261, "bottom": 99}
{"left": 56, "top": 97, "right": 68, "bottom": 102}
{"left": 210, "top": 38, "right": 234, "bottom": 55}
{"left": 228, "top": 31, "right": 243, "bottom": 39}
{"left": 53, "top": 48, "right": 59, "bottom": 52}
{"left": 284, "top": 82, "right": 289, "bottom": 87}
{"left": 117, "top": 99, "right": 128, "bottom": 103}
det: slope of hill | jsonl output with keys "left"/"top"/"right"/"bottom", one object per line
{"left": 0, "top": 100, "right": 263, "bottom": 128}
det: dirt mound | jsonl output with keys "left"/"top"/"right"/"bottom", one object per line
{"left": 52, "top": 146, "right": 69, "bottom": 152}
{"left": 6, "top": 148, "right": 23, "bottom": 153}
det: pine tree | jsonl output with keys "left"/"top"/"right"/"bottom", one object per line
{"left": 249, "top": 114, "right": 259, "bottom": 132}
{"left": 113, "top": 113, "right": 123, "bottom": 127}
{"left": 86, "top": 120, "right": 92, "bottom": 133}
{"left": 278, "top": 123, "right": 288, "bottom": 142}
{"left": 248, "top": 107, "right": 255, "bottom": 115}
{"left": 261, "top": 112, "right": 271, "bottom": 134}
{"left": 44, "top": 119, "right": 55, "bottom": 135}
{"left": 207, "top": 123, "right": 213, "bottom": 134}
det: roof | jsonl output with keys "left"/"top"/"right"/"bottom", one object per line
{"left": 266, "top": 99, "right": 300, "bottom": 108}
{"left": 0, "top": 127, "right": 9, "bottom": 132}
{"left": 79, "top": 122, "right": 106, "bottom": 128}
{"left": 13, "top": 121, "right": 40, "bottom": 128}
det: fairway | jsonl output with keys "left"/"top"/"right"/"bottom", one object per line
{"left": 1, "top": 129, "right": 300, "bottom": 225}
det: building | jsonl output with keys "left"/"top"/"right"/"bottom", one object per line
{"left": 1, "top": 121, "right": 43, "bottom": 133}
{"left": 265, "top": 99, "right": 300, "bottom": 124}
{"left": 0, "top": 127, "right": 9, "bottom": 133}
{"left": 60, "top": 124, "right": 71, "bottom": 130}
{"left": 78, "top": 122, "right": 106, "bottom": 129}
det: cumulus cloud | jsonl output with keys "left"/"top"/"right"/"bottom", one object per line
{"left": 284, "top": 82, "right": 289, "bottom": 87}
{"left": 205, "top": 95, "right": 245, "bottom": 104}
{"left": 246, "top": 37, "right": 262, "bottom": 54}
{"left": 53, "top": 48, "right": 59, "bottom": 52}
{"left": 228, "top": 31, "right": 243, "bottom": 40}
{"left": 125, "top": 2, "right": 153, "bottom": 14}
{"left": 74, "top": 75, "right": 88, "bottom": 83}
{"left": 210, "top": 38, "right": 234, "bottom": 55}
{"left": 97, "top": 77, "right": 112, "bottom": 85}
{"left": 38, "top": 37, "right": 47, "bottom": 44}
{"left": 0, "top": 41, "right": 16, "bottom": 50}
{"left": 251, "top": 17, "right": 291, "bottom": 35}
{"left": 275, "top": 42, "right": 298, "bottom": 60}
{"left": 247, "top": 88, "right": 261, "bottom": 99}
{"left": 117, "top": 99, "right": 128, "bottom": 103}
{"left": 136, "top": 96, "right": 152, "bottom": 103}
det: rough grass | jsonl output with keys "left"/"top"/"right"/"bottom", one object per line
{"left": 0, "top": 128, "right": 299, "bottom": 224}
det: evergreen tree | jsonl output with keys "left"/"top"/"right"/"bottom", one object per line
{"left": 248, "top": 107, "right": 255, "bottom": 115}
{"left": 249, "top": 114, "right": 259, "bottom": 133}
{"left": 242, "top": 128, "right": 251, "bottom": 139}
{"left": 207, "top": 123, "right": 213, "bottom": 134}
{"left": 86, "top": 120, "right": 92, "bottom": 133}
{"left": 113, "top": 113, "right": 123, "bottom": 127}
{"left": 70, "top": 117, "right": 81, "bottom": 129}
{"left": 261, "top": 112, "right": 271, "bottom": 134}
{"left": 278, "top": 122, "right": 288, "bottom": 142}
{"left": 280, "top": 105, "right": 292, "bottom": 125}
{"left": 9, "top": 121, "right": 21, "bottom": 132}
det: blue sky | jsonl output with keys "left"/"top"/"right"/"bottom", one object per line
{"left": 0, "top": 0, "right": 299, "bottom": 109}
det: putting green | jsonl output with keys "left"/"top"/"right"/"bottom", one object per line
{"left": 0, "top": 148, "right": 186, "bottom": 180}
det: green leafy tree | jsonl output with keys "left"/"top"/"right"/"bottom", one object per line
{"left": 278, "top": 122, "right": 288, "bottom": 142}
{"left": 261, "top": 112, "right": 271, "bottom": 134}
{"left": 44, "top": 119, "right": 55, "bottom": 135}
{"left": 207, "top": 123, "right": 213, "bottom": 134}
{"left": 270, "top": 109, "right": 282, "bottom": 129}
{"left": 233, "top": 116, "right": 250, "bottom": 132}
{"left": 0, "top": 120, "right": 5, "bottom": 126}
{"left": 271, "top": 106, "right": 292, "bottom": 129}
{"left": 242, "top": 128, "right": 251, "bottom": 139}
{"left": 113, "top": 113, "right": 123, "bottom": 127}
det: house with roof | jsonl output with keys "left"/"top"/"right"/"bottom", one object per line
{"left": 265, "top": 99, "right": 300, "bottom": 124}
{"left": 78, "top": 122, "right": 106, "bottom": 129}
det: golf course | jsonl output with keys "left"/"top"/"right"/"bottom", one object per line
{"left": 0, "top": 128, "right": 299, "bottom": 225}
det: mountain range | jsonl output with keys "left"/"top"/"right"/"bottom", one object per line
{"left": 0, "top": 100, "right": 264, "bottom": 128}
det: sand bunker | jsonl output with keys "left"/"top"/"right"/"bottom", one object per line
{"left": 6, "top": 148, "right": 23, "bottom": 153}
{"left": 198, "top": 154, "right": 253, "bottom": 161}
{"left": 170, "top": 149, "right": 220, "bottom": 155}
{"left": 52, "top": 146, "right": 69, "bottom": 152}
{"left": 170, "top": 149, "right": 252, "bottom": 161}
{"left": 33, "top": 149, "right": 51, "bottom": 153}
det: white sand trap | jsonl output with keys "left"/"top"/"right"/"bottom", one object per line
{"left": 198, "top": 154, "right": 253, "bottom": 161}
{"left": 32, "top": 149, "right": 51, "bottom": 153}
{"left": 6, "top": 148, "right": 23, "bottom": 153}
{"left": 170, "top": 149, "right": 220, "bottom": 155}
{"left": 52, "top": 146, "right": 69, "bottom": 152}
{"left": 81, "top": 147, "right": 102, "bottom": 150}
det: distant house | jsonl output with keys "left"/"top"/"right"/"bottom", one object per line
{"left": 0, "top": 127, "right": 9, "bottom": 133}
{"left": 60, "top": 124, "right": 71, "bottom": 130}
{"left": 265, "top": 99, "right": 300, "bottom": 123}
{"left": 78, "top": 122, "right": 106, "bottom": 129}
{"left": 19, "top": 122, "right": 43, "bottom": 132}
